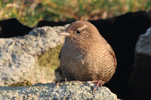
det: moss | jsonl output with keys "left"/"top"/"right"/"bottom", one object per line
{"left": 38, "top": 45, "right": 63, "bottom": 70}
{"left": 7, "top": 45, "right": 63, "bottom": 87}
{"left": 9, "top": 80, "right": 32, "bottom": 87}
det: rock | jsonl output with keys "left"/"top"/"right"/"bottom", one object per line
{"left": 128, "top": 27, "right": 151, "bottom": 100}
{"left": 0, "top": 25, "right": 69, "bottom": 86}
{"left": 0, "top": 81, "right": 119, "bottom": 100}
{"left": 36, "top": 11, "right": 151, "bottom": 99}
{"left": 1, "top": 11, "right": 151, "bottom": 98}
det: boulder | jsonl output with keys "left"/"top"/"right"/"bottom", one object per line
{"left": 0, "top": 25, "right": 69, "bottom": 86}
{"left": 36, "top": 11, "right": 151, "bottom": 99}
{"left": 1, "top": 10, "right": 151, "bottom": 98}
{"left": 128, "top": 27, "right": 151, "bottom": 100}
{"left": 0, "top": 81, "right": 119, "bottom": 100}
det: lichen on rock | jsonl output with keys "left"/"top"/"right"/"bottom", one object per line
{"left": 38, "top": 45, "right": 63, "bottom": 69}
{"left": 0, "top": 25, "right": 68, "bottom": 86}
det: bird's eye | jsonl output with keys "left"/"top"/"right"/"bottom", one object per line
{"left": 76, "top": 30, "right": 81, "bottom": 34}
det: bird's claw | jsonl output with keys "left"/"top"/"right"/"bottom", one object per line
{"left": 88, "top": 80, "right": 103, "bottom": 93}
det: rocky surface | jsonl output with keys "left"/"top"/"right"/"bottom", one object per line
{"left": 1, "top": 11, "right": 151, "bottom": 98}
{"left": 0, "top": 81, "right": 119, "bottom": 100}
{"left": 36, "top": 11, "right": 151, "bottom": 99}
{"left": 128, "top": 27, "right": 151, "bottom": 100}
{"left": 0, "top": 24, "right": 119, "bottom": 100}
{"left": 0, "top": 25, "right": 69, "bottom": 86}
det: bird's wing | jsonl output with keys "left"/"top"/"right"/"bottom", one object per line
{"left": 101, "top": 38, "right": 116, "bottom": 64}
{"left": 106, "top": 43, "right": 117, "bottom": 67}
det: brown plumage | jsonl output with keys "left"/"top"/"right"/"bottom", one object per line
{"left": 59, "top": 21, "right": 117, "bottom": 86}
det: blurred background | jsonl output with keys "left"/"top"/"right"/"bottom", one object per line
{"left": 0, "top": 0, "right": 151, "bottom": 27}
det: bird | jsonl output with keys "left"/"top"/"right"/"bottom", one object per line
{"left": 59, "top": 21, "right": 117, "bottom": 91}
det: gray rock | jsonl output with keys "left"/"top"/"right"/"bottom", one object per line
{"left": 128, "top": 27, "right": 151, "bottom": 100}
{"left": 0, "top": 25, "right": 69, "bottom": 86}
{"left": 0, "top": 81, "right": 119, "bottom": 100}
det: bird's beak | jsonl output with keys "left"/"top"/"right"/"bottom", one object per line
{"left": 60, "top": 32, "right": 70, "bottom": 37}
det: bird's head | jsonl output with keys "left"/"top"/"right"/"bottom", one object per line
{"left": 60, "top": 21, "right": 101, "bottom": 42}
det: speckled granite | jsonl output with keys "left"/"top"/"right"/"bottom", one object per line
{"left": 0, "top": 81, "right": 119, "bottom": 100}
{"left": 0, "top": 25, "right": 68, "bottom": 86}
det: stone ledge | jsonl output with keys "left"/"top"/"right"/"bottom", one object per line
{"left": 0, "top": 81, "right": 119, "bottom": 100}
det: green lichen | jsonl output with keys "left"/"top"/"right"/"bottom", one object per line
{"left": 38, "top": 45, "right": 63, "bottom": 70}
{"left": 9, "top": 45, "right": 63, "bottom": 87}
{"left": 9, "top": 80, "right": 32, "bottom": 87}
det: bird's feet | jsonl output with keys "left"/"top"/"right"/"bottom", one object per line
{"left": 53, "top": 77, "right": 68, "bottom": 87}
{"left": 65, "top": 77, "right": 68, "bottom": 84}
{"left": 87, "top": 80, "right": 104, "bottom": 93}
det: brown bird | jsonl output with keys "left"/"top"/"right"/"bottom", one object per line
{"left": 59, "top": 21, "right": 117, "bottom": 90}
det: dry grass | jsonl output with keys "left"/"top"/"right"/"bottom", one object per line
{"left": 0, "top": 0, "right": 151, "bottom": 26}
